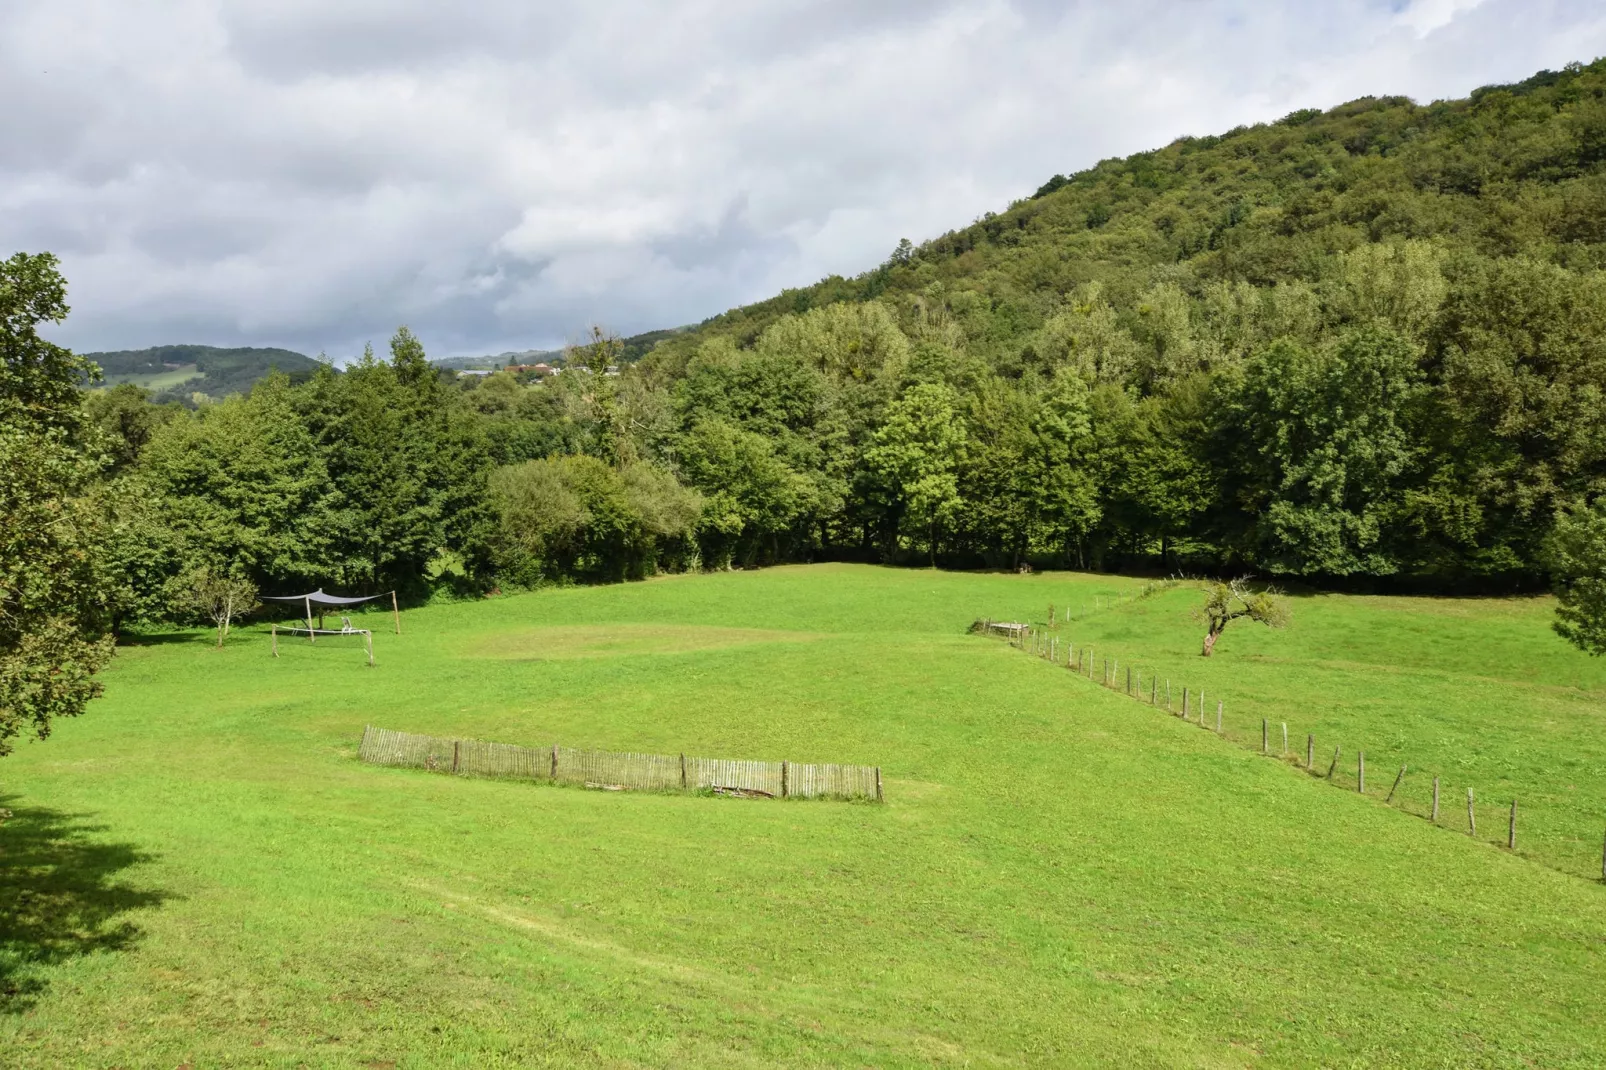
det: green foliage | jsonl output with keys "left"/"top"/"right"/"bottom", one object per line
{"left": 488, "top": 455, "right": 700, "bottom": 583}
{"left": 0, "top": 252, "right": 113, "bottom": 756}
{"left": 81, "top": 344, "right": 320, "bottom": 402}
{"left": 864, "top": 383, "right": 967, "bottom": 563}
{"left": 1544, "top": 496, "right": 1606, "bottom": 654}
{"left": 1196, "top": 577, "right": 1290, "bottom": 655}
{"left": 1232, "top": 325, "right": 1423, "bottom": 574}
{"left": 174, "top": 566, "right": 260, "bottom": 647}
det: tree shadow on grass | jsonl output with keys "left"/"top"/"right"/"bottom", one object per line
{"left": 0, "top": 796, "right": 174, "bottom": 1013}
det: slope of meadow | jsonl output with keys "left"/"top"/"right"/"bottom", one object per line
{"left": 2, "top": 565, "right": 1603, "bottom": 1067}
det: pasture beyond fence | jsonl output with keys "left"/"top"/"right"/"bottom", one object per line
{"left": 358, "top": 725, "right": 883, "bottom": 801}
{"left": 974, "top": 614, "right": 1606, "bottom": 883}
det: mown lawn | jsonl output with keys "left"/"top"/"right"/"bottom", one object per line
{"left": 2, "top": 564, "right": 1603, "bottom": 1067}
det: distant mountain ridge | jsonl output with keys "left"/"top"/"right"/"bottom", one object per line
{"left": 430, "top": 327, "right": 691, "bottom": 371}
{"left": 85, "top": 344, "right": 321, "bottom": 402}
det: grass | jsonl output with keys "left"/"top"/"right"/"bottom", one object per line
{"left": 93, "top": 365, "right": 204, "bottom": 392}
{"left": 1047, "top": 580, "right": 1606, "bottom": 881}
{"left": 2, "top": 563, "right": 1604, "bottom": 1067}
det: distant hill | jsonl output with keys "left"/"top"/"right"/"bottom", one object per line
{"left": 431, "top": 327, "right": 690, "bottom": 372}
{"left": 84, "top": 344, "right": 321, "bottom": 402}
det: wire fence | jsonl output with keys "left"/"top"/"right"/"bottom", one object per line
{"left": 358, "top": 725, "right": 883, "bottom": 801}
{"left": 976, "top": 616, "right": 1606, "bottom": 884}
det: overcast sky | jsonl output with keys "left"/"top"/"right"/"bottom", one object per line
{"left": 5, "top": 1, "right": 1605, "bottom": 360}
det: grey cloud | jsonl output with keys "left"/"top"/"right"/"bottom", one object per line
{"left": 2, "top": 0, "right": 1604, "bottom": 359}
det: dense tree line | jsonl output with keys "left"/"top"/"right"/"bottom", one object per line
{"left": 12, "top": 61, "right": 1606, "bottom": 748}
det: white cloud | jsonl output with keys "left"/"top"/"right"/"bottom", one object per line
{"left": 2, "top": 0, "right": 1603, "bottom": 359}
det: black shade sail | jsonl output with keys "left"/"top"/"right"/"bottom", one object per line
{"left": 261, "top": 589, "right": 393, "bottom": 607}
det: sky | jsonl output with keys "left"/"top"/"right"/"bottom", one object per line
{"left": 5, "top": 1, "right": 1606, "bottom": 361}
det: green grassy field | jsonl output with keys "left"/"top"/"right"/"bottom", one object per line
{"left": 3, "top": 564, "right": 1604, "bottom": 1067}
{"left": 93, "top": 365, "right": 204, "bottom": 392}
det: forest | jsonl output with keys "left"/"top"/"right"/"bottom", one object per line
{"left": 9, "top": 59, "right": 1606, "bottom": 746}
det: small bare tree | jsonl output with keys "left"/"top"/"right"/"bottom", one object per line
{"left": 178, "top": 567, "right": 260, "bottom": 648}
{"left": 1196, "top": 578, "right": 1289, "bottom": 656}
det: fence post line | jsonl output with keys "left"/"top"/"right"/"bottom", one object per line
{"left": 1386, "top": 765, "right": 1406, "bottom": 804}
{"left": 1181, "top": 686, "right": 1188, "bottom": 719}
{"left": 1326, "top": 746, "right": 1340, "bottom": 780}
{"left": 1468, "top": 787, "right": 1476, "bottom": 837}
{"left": 1281, "top": 722, "right": 1287, "bottom": 756}
{"left": 680, "top": 753, "right": 687, "bottom": 790}
{"left": 452, "top": 740, "right": 460, "bottom": 775}
{"left": 1262, "top": 718, "right": 1268, "bottom": 754}
{"left": 1358, "top": 750, "right": 1365, "bottom": 794}
{"left": 1508, "top": 799, "right": 1517, "bottom": 849}
{"left": 1216, "top": 701, "right": 1222, "bottom": 733}
{"left": 551, "top": 745, "right": 558, "bottom": 779}
{"left": 1150, "top": 677, "right": 1157, "bottom": 705}
{"left": 1307, "top": 734, "right": 1314, "bottom": 770}
{"left": 781, "top": 761, "right": 789, "bottom": 798}
{"left": 1127, "top": 665, "right": 1132, "bottom": 694}
{"left": 1432, "top": 777, "right": 1440, "bottom": 822}
{"left": 875, "top": 766, "right": 883, "bottom": 803}
{"left": 1199, "top": 690, "right": 1205, "bottom": 726}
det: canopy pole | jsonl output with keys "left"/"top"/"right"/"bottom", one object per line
{"left": 392, "top": 591, "right": 401, "bottom": 635}
{"left": 271, "top": 624, "right": 278, "bottom": 658}
{"left": 305, "top": 597, "right": 314, "bottom": 643}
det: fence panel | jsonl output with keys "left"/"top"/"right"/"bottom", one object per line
{"left": 358, "top": 725, "right": 879, "bottom": 800}
{"left": 554, "top": 746, "right": 683, "bottom": 790}
{"left": 688, "top": 756, "right": 785, "bottom": 796}
{"left": 458, "top": 738, "right": 550, "bottom": 780}
{"left": 790, "top": 761, "right": 879, "bottom": 800}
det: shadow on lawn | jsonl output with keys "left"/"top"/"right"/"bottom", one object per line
{"left": 0, "top": 796, "right": 173, "bottom": 1013}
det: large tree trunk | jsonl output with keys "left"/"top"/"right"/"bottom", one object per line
{"left": 1202, "top": 629, "right": 1221, "bottom": 657}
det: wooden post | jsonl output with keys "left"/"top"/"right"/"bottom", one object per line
{"left": 1151, "top": 678, "right": 1156, "bottom": 705}
{"left": 1281, "top": 722, "right": 1288, "bottom": 756}
{"left": 875, "top": 766, "right": 883, "bottom": 803}
{"left": 1601, "top": 827, "right": 1605, "bottom": 882}
{"left": 680, "top": 753, "right": 687, "bottom": 789}
{"left": 1357, "top": 750, "right": 1365, "bottom": 794}
{"left": 1467, "top": 787, "right": 1476, "bottom": 837}
{"left": 1166, "top": 680, "right": 1171, "bottom": 710}
{"left": 1261, "top": 718, "right": 1268, "bottom": 754}
{"left": 550, "top": 745, "right": 558, "bottom": 779}
{"left": 1508, "top": 799, "right": 1516, "bottom": 850}
{"left": 1432, "top": 777, "right": 1440, "bottom": 822}
{"left": 781, "top": 761, "right": 789, "bottom": 799}
{"left": 1216, "top": 701, "right": 1222, "bottom": 733}
{"left": 271, "top": 624, "right": 278, "bottom": 658}
{"left": 1126, "top": 666, "right": 1132, "bottom": 694}
{"left": 1326, "top": 746, "right": 1340, "bottom": 780}
{"left": 1199, "top": 690, "right": 1205, "bottom": 725}
{"left": 452, "top": 740, "right": 460, "bottom": 774}
{"left": 1306, "top": 734, "right": 1314, "bottom": 769}
{"left": 1386, "top": 765, "right": 1406, "bottom": 804}
{"left": 1181, "top": 687, "right": 1188, "bottom": 719}
{"left": 391, "top": 590, "right": 401, "bottom": 635}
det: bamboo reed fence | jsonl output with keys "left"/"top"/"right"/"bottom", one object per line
{"left": 358, "top": 725, "right": 882, "bottom": 801}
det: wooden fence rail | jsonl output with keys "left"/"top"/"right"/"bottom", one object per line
{"left": 358, "top": 725, "right": 882, "bottom": 801}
